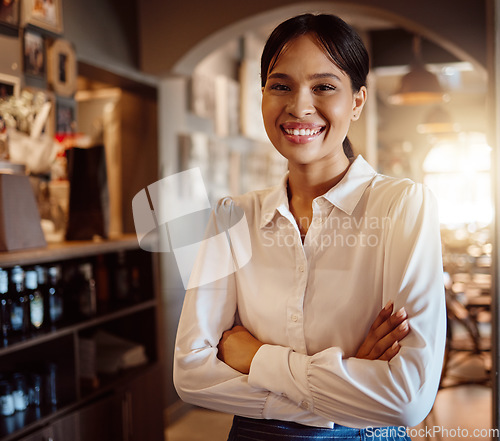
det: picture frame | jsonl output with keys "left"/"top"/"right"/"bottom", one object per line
{"left": 47, "top": 38, "right": 77, "bottom": 97}
{"left": 55, "top": 96, "right": 76, "bottom": 135}
{"left": 0, "top": 0, "right": 20, "bottom": 27}
{"left": 21, "top": 0, "right": 63, "bottom": 34}
{"left": 0, "top": 72, "right": 20, "bottom": 98}
{"left": 23, "top": 29, "right": 46, "bottom": 79}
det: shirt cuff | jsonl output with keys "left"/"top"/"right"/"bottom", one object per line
{"left": 249, "top": 344, "right": 313, "bottom": 411}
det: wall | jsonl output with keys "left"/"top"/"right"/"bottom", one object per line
{"left": 138, "top": 0, "right": 487, "bottom": 75}
{"left": 62, "top": 0, "right": 157, "bottom": 86}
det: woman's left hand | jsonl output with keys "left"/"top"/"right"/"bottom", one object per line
{"left": 217, "top": 325, "right": 264, "bottom": 374}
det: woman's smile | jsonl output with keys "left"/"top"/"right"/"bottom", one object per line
{"left": 280, "top": 122, "right": 326, "bottom": 144}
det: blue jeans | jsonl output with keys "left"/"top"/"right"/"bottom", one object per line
{"left": 227, "top": 416, "right": 412, "bottom": 440}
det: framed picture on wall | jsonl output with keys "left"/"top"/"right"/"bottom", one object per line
{"left": 21, "top": 0, "right": 63, "bottom": 34}
{"left": 0, "top": 72, "right": 20, "bottom": 98}
{"left": 23, "top": 29, "right": 46, "bottom": 79}
{"left": 47, "top": 38, "right": 77, "bottom": 97}
{"left": 55, "top": 96, "right": 76, "bottom": 135}
{"left": 0, "top": 0, "right": 20, "bottom": 27}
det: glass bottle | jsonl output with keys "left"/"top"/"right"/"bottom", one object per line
{"left": 78, "top": 263, "right": 96, "bottom": 318}
{"left": 9, "top": 266, "right": 30, "bottom": 337}
{"left": 47, "top": 266, "right": 64, "bottom": 325}
{"left": 45, "top": 362, "right": 58, "bottom": 408}
{"left": 0, "top": 268, "right": 11, "bottom": 339}
{"left": 0, "top": 380, "right": 14, "bottom": 416}
{"left": 29, "top": 373, "right": 42, "bottom": 407}
{"left": 25, "top": 270, "right": 44, "bottom": 331}
{"left": 35, "top": 266, "right": 50, "bottom": 328}
{"left": 11, "top": 373, "right": 29, "bottom": 412}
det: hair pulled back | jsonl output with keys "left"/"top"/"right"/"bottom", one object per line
{"left": 260, "top": 14, "right": 369, "bottom": 158}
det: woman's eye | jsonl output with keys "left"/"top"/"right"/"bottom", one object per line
{"left": 314, "top": 84, "right": 336, "bottom": 92}
{"left": 269, "top": 83, "right": 290, "bottom": 92}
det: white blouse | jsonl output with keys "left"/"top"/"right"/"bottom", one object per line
{"left": 173, "top": 155, "right": 446, "bottom": 429}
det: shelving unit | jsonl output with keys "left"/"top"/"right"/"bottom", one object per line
{"left": 0, "top": 236, "right": 164, "bottom": 441}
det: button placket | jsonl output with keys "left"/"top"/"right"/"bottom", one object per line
{"left": 286, "top": 240, "right": 308, "bottom": 353}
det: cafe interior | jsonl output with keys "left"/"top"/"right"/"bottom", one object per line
{"left": 0, "top": 0, "right": 498, "bottom": 440}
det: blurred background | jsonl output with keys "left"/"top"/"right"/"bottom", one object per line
{"left": 0, "top": 1, "right": 498, "bottom": 440}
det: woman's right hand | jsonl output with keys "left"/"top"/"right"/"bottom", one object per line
{"left": 355, "top": 302, "right": 410, "bottom": 361}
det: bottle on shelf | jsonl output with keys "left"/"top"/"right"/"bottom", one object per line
{"left": 9, "top": 267, "right": 30, "bottom": 337}
{"left": 0, "top": 380, "right": 15, "bottom": 417}
{"left": 0, "top": 268, "right": 11, "bottom": 340}
{"left": 47, "top": 266, "right": 64, "bottom": 326}
{"left": 28, "top": 373, "right": 42, "bottom": 408}
{"left": 78, "top": 263, "right": 97, "bottom": 319}
{"left": 25, "top": 270, "right": 44, "bottom": 331}
{"left": 11, "top": 373, "right": 29, "bottom": 412}
{"left": 35, "top": 266, "right": 50, "bottom": 328}
{"left": 45, "top": 362, "right": 58, "bottom": 408}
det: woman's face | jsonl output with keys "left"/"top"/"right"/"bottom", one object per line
{"left": 262, "top": 34, "right": 366, "bottom": 167}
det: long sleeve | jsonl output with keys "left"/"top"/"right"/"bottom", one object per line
{"left": 173, "top": 199, "right": 332, "bottom": 427}
{"left": 247, "top": 184, "right": 446, "bottom": 428}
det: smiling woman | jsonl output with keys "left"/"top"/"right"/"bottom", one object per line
{"left": 261, "top": 34, "right": 366, "bottom": 180}
{"left": 174, "top": 13, "right": 446, "bottom": 441}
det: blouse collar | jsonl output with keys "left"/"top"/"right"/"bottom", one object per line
{"left": 260, "top": 155, "right": 378, "bottom": 229}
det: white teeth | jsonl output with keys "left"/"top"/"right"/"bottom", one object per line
{"left": 284, "top": 127, "right": 321, "bottom": 136}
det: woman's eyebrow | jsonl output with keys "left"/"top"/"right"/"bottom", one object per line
{"left": 267, "top": 72, "right": 290, "bottom": 80}
{"left": 267, "top": 72, "right": 342, "bottom": 81}
{"left": 308, "top": 73, "right": 342, "bottom": 81}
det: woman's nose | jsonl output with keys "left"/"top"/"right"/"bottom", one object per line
{"left": 286, "top": 89, "right": 315, "bottom": 118}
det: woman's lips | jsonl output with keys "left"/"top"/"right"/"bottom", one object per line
{"left": 280, "top": 124, "right": 325, "bottom": 144}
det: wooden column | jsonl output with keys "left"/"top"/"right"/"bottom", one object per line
{"left": 487, "top": 0, "right": 500, "bottom": 437}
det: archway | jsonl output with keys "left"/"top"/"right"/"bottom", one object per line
{"left": 172, "top": 2, "right": 486, "bottom": 77}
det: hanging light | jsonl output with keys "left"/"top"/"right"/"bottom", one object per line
{"left": 417, "top": 105, "right": 460, "bottom": 134}
{"left": 389, "top": 36, "right": 449, "bottom": 105}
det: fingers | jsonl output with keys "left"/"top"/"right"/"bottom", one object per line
{"left": 366, "top": 318, "right": 410, "bottom": 360}
{"left": 355, "top": 302, "right": 395, "bottom": 358}
{"left": 369, "top": 301, "right": 394, "bottom": 332}
{"left": 372, "top": 307, "right": 408, "bottom": 342}
{"left": 379, "top": 341, "right": 401, "bottom": 361}
{"left": 355, "top": 305, "right": 411, "bottom": 360}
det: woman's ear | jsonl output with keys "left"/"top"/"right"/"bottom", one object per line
{"left": 351, "top": 86, "right": 367, "bottom": 121}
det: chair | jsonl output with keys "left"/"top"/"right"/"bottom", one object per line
{"left": 440, "top": 276, "right": 491, "bottom": 389}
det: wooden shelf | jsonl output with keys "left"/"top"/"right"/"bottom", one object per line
{"left": 0, "top": 235, "right": 141, "bottom": 268}
{"left": 0, "top": 300, "right": 157, "bottom": 357}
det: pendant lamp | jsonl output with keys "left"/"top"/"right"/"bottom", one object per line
{"left": 389, "top": 36, "right": 448, "bottom": 105}
{"left": 417, "top": 105, "right": 460, "bottom": 134}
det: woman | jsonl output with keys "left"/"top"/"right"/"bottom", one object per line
{"left": 174, "top": 13, "right": 446, "bottom": 440}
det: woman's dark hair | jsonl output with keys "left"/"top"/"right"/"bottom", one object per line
{"left": 260, "top": 13, "right": 369, "bottom": 158}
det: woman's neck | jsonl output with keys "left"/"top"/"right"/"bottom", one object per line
{"left": 287, "top": 154, "right": 351, "bottom": 205}
{"left": 286, "top": 154, "right": 351, "bottom": 241}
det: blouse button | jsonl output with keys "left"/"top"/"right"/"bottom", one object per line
{"left": 298, "top": 265, "right": 304, "bottom": 272}
{"left": 291, "top": 314, "right": 298, "bottom": 322}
